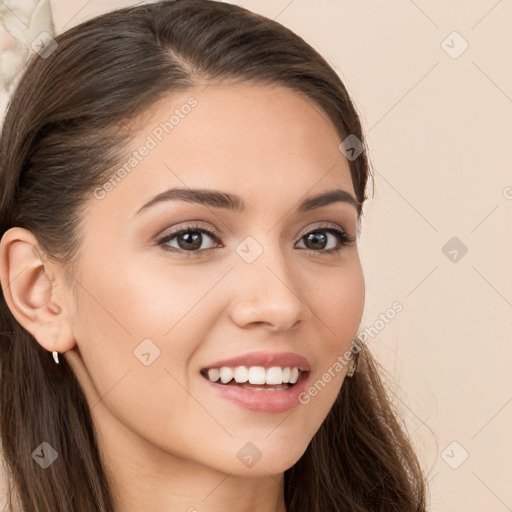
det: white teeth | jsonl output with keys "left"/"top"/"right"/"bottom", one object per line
{"left": 205, "top": 365, "right": 301, "bottom": 386}
{"left": 208, "top": 368, "right": 220, "bottom": 382}
{"left": 248, "top": 366, "right": 266, "bottom": 385}
{"left": 219, "top": 367, "right": 233, "bottom": 384}
{"left": 233, "top": 366, "right": 249, "bottom": 383}
{"left": 266, "top": 367, "right": 283, "bottom": 385}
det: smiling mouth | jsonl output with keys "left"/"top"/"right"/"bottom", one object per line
{"left": 200, "top": 365, "right": 305, "bottom": 391}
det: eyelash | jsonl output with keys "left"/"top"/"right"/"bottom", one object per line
{"left": 157, "top": 222, "right": 356, "bottom": 257}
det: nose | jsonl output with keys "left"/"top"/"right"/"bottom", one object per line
{"left": 228, "top": 243, "right": 306, "bottom": 332}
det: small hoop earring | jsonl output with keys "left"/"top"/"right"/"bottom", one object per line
{"left": 346, "top": 357, "right": 356, "bottom": 377}
{"left": 346, "top": 336, "right": 361, "bottom": 378}
{"left": 52, "top": 351, "right": 60, "bottom": 364}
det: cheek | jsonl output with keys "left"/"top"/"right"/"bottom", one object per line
{"left": 69, "top": 253, "right": 233, "bottom": 421}
{"left": 305, "top": 256, "right": 365, "bottom": 344}
{"left": 69, "top": 261, "right": 231, "bottom": 459}
{"left": 74, "top": 252, "right": 230, "bottom": 350}
{"left": 287, "top": 257, "right": 364, "bottom": 426}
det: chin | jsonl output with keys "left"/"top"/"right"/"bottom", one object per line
{"left": 219, "top": 437, "right": 311, "bottom": 477}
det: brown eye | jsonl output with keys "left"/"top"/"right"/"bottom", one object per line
{"left": 158, "top": 226, "right": 220, "bottom": 253}
{"left": 173, "top": 231, "right": 204, "bottom": 251}
{"left": 303, "top": 231, "right": 329, "bottom": 250}
{"left": 296, "top": 226, "right": 354, "bottom": 254}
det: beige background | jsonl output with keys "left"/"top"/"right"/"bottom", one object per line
{"left": 2, "top": 1, "right": 512, "bottom": 511}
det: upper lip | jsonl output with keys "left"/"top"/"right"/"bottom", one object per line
{"left": 202, "top": 351, "right": 311, "bottom": 372}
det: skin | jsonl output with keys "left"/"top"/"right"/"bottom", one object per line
{"left": 0, "top": 84, "right": 365, "bottom": 512}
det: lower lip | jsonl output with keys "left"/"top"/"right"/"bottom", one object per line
{"left": 202, "top": 372, "right": 310, "bottom": 414}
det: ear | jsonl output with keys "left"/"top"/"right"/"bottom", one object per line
{"left": 0, "top": 227, "right": 76, "bottom": 355}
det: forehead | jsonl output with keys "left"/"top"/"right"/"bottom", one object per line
{"left": 90, "top": 83, "right": 354, "bottom": 218}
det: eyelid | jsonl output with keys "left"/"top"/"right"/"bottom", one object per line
{"left": 295, "top": 221, "right": 350, "bottom": 239}
{"left": 157, "top": 221, "right": 221, "bottom": 241}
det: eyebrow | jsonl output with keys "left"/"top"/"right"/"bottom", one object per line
{"left": 136, "top": 187, "right": 360, "bottom": 215}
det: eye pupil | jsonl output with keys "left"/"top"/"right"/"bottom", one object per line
{"left": 305, "top": 231, "right": 327, "bottom": 250}
{"left": 179, "top": 231, "right": 202, "bottom": 251}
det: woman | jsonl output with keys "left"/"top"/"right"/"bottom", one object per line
{"left": 0, "top": 1, "right": 428, "bottom": 510}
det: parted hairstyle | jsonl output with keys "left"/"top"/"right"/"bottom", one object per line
{"left": 0, "top": 1, "right": 428, "bottom": 510}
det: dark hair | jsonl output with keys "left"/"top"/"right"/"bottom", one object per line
{"left": 0, "top": 1, "right": 428, "bottom": 510}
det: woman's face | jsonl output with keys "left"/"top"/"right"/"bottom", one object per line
{"left": 64, "top": 83, "right": 365, "bottom": 477}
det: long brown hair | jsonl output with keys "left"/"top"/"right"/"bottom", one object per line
{"left": 0, "top": 1, "right": 428, "bottom": 510}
